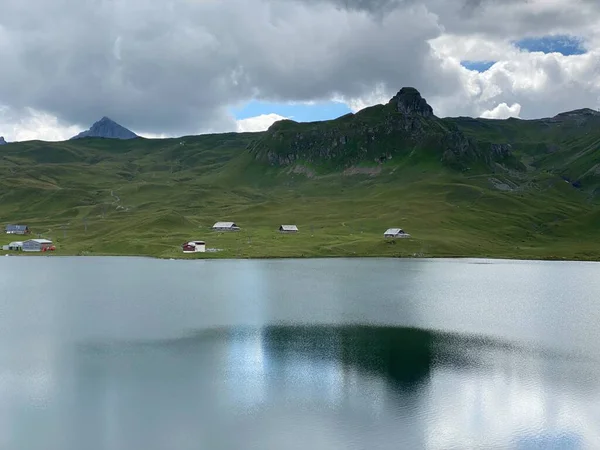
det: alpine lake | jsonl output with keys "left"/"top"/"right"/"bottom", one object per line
{"left": 1, "top": 256, "right": 599, "bottom": 449}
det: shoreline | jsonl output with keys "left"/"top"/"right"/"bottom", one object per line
{"left": 3, "top": 252, "right": 600, "bottom": 263}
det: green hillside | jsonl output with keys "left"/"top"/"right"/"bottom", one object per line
{"left": 1, "top": 88, "right": 600, "bottom": 260}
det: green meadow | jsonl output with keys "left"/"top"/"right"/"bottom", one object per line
{"left": 1, "top": 107, "right": 600, "bottom": 260}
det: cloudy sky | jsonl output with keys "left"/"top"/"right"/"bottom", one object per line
{"left": 1, "top": 0, "right": 599, "bottom": 141}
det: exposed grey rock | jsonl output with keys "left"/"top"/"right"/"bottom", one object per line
{"left": 440, "top": 129, "right": 479, "bottom": 168}
{"left": 0, "top": 136, "right": 7, "bottom": 145}
{"left": 71, "top": 116, "right": 138, "bottom": 140}
{"left": 490, "top": 143, "right": 513, "bottom": 158}
{"left": 388, "top": 87, "right": 434, "bottom": 117}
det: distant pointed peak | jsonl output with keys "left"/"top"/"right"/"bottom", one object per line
{"left": 70, "top": 116, "right": 138, "bottom": 140}
{"left": 0, "top": 136, "right": 7, "bottom": 145}
{"left": 388, "top": 87, "right": 434, "bottom": 117}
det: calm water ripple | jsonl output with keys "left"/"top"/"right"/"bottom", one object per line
{"left": 1, "top": 256, "right": 599, "bottom": 449}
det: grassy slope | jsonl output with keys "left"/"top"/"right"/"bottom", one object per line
{"left": 449, "top": 114, "right": 600, "bottom": 191}
{"left": 1, "top": 117, "right": 600, "bottom": 260}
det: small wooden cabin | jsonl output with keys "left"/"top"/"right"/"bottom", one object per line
{"left": 212, "top": 222, "right": 240, "bottom": 232}
{"left": 384, "top": 228, "right": 410, "bottom": 238}
{"left": 279, "top": 225, "right": 299, "bottom": 233}
{"left": 182, "top": 241, "right": 206, "bottom": 253}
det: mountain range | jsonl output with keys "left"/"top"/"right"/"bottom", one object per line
{"left": 0, "top": 87, "right": 599, "bottom": 260}
{"left": 250, "top": 87, "right": 600, "bottom": 186}
{"left": 0, "top": 136, "right": 7, "bottom": 145}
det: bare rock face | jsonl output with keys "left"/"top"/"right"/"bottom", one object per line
{"left": 388, "top": 87, "right": 434, "bottom": 118}
{"left": 490, "top": 143, "right": 513, "bottom": 158}
{"left": 71, "top": 117, "right": 138, "bottom": 140}
{"left": 0, "top": 136, "right": 7, "bottom": 145}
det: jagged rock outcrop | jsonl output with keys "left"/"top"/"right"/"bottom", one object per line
{"left": 440, "top": 128, "right": 480, "bottom": 168}
{"left": 388, "top": 87, "right": 434, "bottom": 117}
{"left": 248, "top": 87, "right": 514, "bottom": 172}
{"left": 490, "top": 143, "right": 512, "bottom": 158}
{"left": 0, "top": 136, "right": 7, "bottom": 145}
{"left": 71, "top": 116, "right": 138, "bottom": 140}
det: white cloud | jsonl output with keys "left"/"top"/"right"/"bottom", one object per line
{"left": 236, "top": 113, "right": 288, "bottom": 132}
{"left": 429, "top": 35, "right": 517, "bottom": 62}
{"left": 0, "top": 0, "right": 599, "bottom": 140}
{"left": 333, "top": 82, "right": 390, "bottom": 113}
{"left": 480, "top": 102, "right": 522, "bottom": 119}
{"left": 345, "top": 47, "right": 600, "bottom": 120}
{"left": 0, "top": 106, "right": 82, "bottom": 142}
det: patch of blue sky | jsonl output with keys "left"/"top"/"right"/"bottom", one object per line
{"left": 514, "top": 35, "right": 586, "bottom": 55}
{"left": 233, "top": 100, "right": 352, "bottom": 122}
{"left": 460, "top": 60, "right": 497, "bottom": 72}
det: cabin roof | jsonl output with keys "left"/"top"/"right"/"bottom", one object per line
{"left": 384, "top": 228, "right": 404, "bottom": 234}
{"left": 213, "top": 222, "right": 237, "bottom": 228}
{"left": 5, "top": 224, "right": 28, "bottom": 231}
{"left": 280, "top": 225, "right": 298, "bottom": 231}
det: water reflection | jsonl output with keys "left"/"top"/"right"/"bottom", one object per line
{"left": 4, "top": 257, "right": 600, "bottom": 449}
{"left": 63, "top": 325, "right": 598, "bottom": 449}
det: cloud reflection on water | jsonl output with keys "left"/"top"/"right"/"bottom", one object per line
{"left": 1, "top": 324, "right": 598, "bottom": 449}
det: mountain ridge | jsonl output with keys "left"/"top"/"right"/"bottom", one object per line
{"left": 246, "top": 87, "right": 599, "bottom": 190}
{"left": 0, "top": 86, "right": 599, "bottom": 260}
{"left": 250, "top": 88, "right": 522, "bottom": 173}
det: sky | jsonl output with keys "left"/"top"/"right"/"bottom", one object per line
{"left": 0, "top": 0, "right": 599, "bottom": 142}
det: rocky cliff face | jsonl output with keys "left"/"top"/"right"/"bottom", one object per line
{"left": 71, "top": 117, "right": 138, "bottom": 140}
{"left": 249, "top": 87, "right": 515, "bottom": 172}
{"left": 388, "top": 87, "right": 434, "bottom": 117}
{"left": 0, "top": 136, "right": 7, "bottom": 145}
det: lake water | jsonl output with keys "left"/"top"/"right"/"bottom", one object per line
{"left": 1, "top": 257, "right": 600, "bottom": 449}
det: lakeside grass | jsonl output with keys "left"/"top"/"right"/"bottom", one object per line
{"left": 2, "top": 172, "right": 599, "bottom": 261}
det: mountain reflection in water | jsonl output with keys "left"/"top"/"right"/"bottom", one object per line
{"left": 75, "top": 324, "right": 593, "bottom": 449}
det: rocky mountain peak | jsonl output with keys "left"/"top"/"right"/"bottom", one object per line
{"left": 388, "top": 87, "right": 434, "bottom": 117}
{"left": 552, "top": 108, "right": 600, "bottom": 119}
{"left": 0, "top": 136, "right": 7, "bottom": 145}
{"left": 70, "top": 116, "right": 138, "bottom": 140}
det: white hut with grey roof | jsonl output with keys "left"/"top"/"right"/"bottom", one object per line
{"left": 8, "top": 241, "right": 23, "bottom": 250}
{"left": 212, "top": 222, "right": 240, "bottom": 231}
{"left": 22, "top": 238, "right": 54, "bottom": 252}
{"left": 384, "top": 228, "right": 410, "bottom": 238}
{"left": 3, "top": 241, "right": 23, "bottom": 251}
{"left": 279, "top": 225, "right": 298, "bottom": 233}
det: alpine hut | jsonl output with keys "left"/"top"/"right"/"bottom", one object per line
{"left": 5, "top": 224, "right": 30, "bottom": 235}
{"left": 384, "top": 228, "right": 410, "bottom": 238}
{"left": 8, "top": 241, "right": 23, "bottom": 251}
{"left": 212, "top": 222, "right": 240, "bottom": 232}
{"left": 22, "top": 239, "right": 55, "bottom": 252}
{"left": 279, "top": 225, "right": 299, "bottom": 233}
{"left": 182, "top": 241, "right": 206, "bottom": 253}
